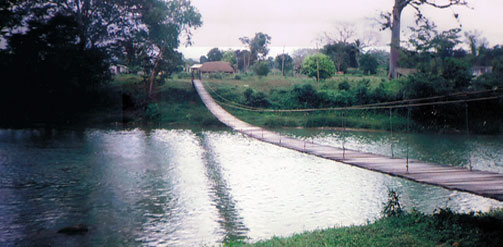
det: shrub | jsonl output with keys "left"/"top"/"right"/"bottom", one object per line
{"left": 252, "top": 61, "right": 270, "bottom": 77}
{"left": 338, "top": 80, "right": 351, "bottom": 91}
{"left": 441, "top": 57, "right": 472, "bottom": 90}
{"left": 359, "top": 53, "right": 379, "bottom": 75}
{"left": 382, "top": 189, "right": 403, "bottom": 218}
{"left": 243, "top": 88, "right": 270, "bottom": 107}
{"left": 301, "top": 53, "right": 336, "bottom": 81}
{"left": 353, "top": 79, "right": 371, "bottom": 105}
{"left": 144, "top": 103, "right": 160, "bottom": 120}
{"left": 292, "top": 84, "right": 323, "bottom": 108}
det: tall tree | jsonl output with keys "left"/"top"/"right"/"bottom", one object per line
{"left": 275, "top": 54, "right": 293, "bottom": 76}
{"left": 207, "top": 47, "right": 223, "bottom": 61}
{"left": 380, "top": 0, "right": 468, "bottom": 79}
{"left": 239, "top": 32, "right": 271, "bottom": 65}
{"left": 1, "top": 0, "right": 202, "bottom": 99}
{"left": 139, "top": 0, "right": 202, "bottom": 98}
{"left": 322, "top": 42, "right": 357, "bottom": 73}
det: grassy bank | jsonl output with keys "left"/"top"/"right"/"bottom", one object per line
{"left": 106, "top": 73, "right": 410, "bottom": 131}
{"left": 97, "top": 74, "right": 222, "bottom": 128}
{"left": 202, "top": 73, "right": 412, "bottom": 131}
{"left": 225, "top": 191, "right": 503, "bottom": 247}
{"left": 226, "top": 209, "right": 503, "bottom": 247}
{"left": 107, "top": 72, "right": 501, "bottom": 134}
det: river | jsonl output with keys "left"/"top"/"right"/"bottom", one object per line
{"left": 1, "top": 127, "right": 502, "bottom": 246}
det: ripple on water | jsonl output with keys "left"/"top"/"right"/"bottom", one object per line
{"left": 0, "top": 128, "right": 502, "bottom": 246}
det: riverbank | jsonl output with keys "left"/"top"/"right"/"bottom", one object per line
{"left": 226, "top": 206, "right": 503, "bottom": 247}
{"left": 78, "top": 73, "right": 501, "bottom": 134}
{"left": 109, "top": 74, "right": 413, "bottom": 132}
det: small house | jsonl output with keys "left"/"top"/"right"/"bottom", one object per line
{"left": 395, "top": 68, "right": 418, "bottom": 78}
{"left": 191, "top": 61, "right": 234, "bottom": 79}
{"left": 472, "top": 66, "right": 492, "bottom": 77}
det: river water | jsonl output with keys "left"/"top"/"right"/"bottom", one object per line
{"left": 1, "top": 127, "right": 502, "bottom": 246}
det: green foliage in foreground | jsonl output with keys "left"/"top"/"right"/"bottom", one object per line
{"left": 225, "top": 192, "right": 503, "bottom": 247}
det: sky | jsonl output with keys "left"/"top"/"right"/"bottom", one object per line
{"left": 178, "top": 0, "right": 503, "bottom": 60}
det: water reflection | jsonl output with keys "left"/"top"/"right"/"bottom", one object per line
{"left": 0, "top": 128, "right": 502, "bottom": 246}
{"left": 197, "top": 132, "right": 249, "bottom": 242}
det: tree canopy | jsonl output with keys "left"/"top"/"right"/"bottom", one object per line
{"left": 207, "top": 48, "right": 223, "bottom": 61}
{"left": 239, "top": 32, "right": 271, "bottom": 65}
{"left": 301, "top": 53, "right": 336, "bottom": 81}
{"left": 380, "top": 0, "right": 468, "bottom": 79}
{"left": 0, "top": 0, "right": 202, "bottom": 123}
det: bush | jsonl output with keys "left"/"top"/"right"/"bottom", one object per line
{"left": 359, "top": 53, "right": 379, "bottom": 75}
{"left": 338, "top": 80, "right": 351, "bottom": 91}
{"left": 144, "top": 103, "right": 160, "bottom": 120}
{"left": 441, "top": 57, "right": 472, "bottom": 90}
{"left": 382, "top": 189, "right": 403, "bottom": 218}
{"left": 301, "top": 53, "right": 336, "bottom": 81}
{"left": 353, "top": 79, "right": 371, "bottom": 105}
{"left": 252, "top": 61, "right": 270, "bottom": 77}
{"left": 243, "top": 88, "right": 270, "bottom": 107}
{"left": 292, "top": 84, "right": 326, "bottom": 108}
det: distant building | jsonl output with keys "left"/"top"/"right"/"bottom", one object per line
{"left": 199, "top": 61, "right": 234, "bottom": 73}
{"left": 191, "top": 61, "right": 234, "bottom": 79}
{"left": 394, "top": 68, "right": 418, "bottom": 78}
{"left": 109, "top": 64, "right": 129, "bottom": 74}
{"left": 472, "top": 66, "right": 492, "bottom": 77}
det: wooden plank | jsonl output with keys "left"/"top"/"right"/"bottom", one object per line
{"left": 193, "top": 79, "right": 503, "bottom": 202}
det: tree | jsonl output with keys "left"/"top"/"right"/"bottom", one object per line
{"left": 380, "top": 0, "right": 468, "bottom": 79}
{"left": 292, "top": 48, "right": 319, "bottom": 74}
{"left": 322, "top": 42, "right": 357, "bottom": 73}
{"left": 275, "top": 54, "right": 293, "bottom": 76}
{"left": 252, "top": 61, "right": 270, "bottom": 77}
{"left": 359, "top": 53, "right": 379, "bottom": 75}
{"left": 234, "top": 50, "right": 251, "bottom": 71}
{"left": 301, "top": 54, "right": 335, "bottom": 81}
{"left": 1, "top": 0, "right": 202, "bottom": 99}
{"left": 1, "top": 14, "right": 110, "bottom": 123}
{"left": 464, "top": 30, "right": 488, "bottom": 56}
{"left": 222, "top": 49, "right": 236, "bottom": 65}
{"left": 207, "top": 47, "right": 223, "bottom": 61}
{"left": 239, "top": 32, "right": 271, "bottom": 65}
{"left": 140, "top": 0, "right": 202, "bottom": 98}
{"left": 200, "top": 55, "right": 208, "bottom": 63}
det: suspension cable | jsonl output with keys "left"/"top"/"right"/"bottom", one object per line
{"left": 202, "top": 80, "right": 503, "bottom": 113}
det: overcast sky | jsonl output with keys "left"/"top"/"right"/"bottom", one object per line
{"left": 179, "top": 0, "right": 503, "bottom": 60}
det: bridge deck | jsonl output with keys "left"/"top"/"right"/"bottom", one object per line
{"left": 193, "top": 79, "right": 503, "bottom": 201}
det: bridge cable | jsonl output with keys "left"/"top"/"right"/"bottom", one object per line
{"left": 202, "top": 81, "right": 503, "bottom": 113}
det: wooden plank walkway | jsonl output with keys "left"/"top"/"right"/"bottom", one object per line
{"left": 193, "top": 79, "right": 503, "bottom": 201}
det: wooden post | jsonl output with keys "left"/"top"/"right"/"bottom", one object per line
{"left": 465, "top": 102, "right": 469, "bottom": 135}
{"left": 390, "top": 108, "right": 394, "bottom": 158}
{"left": 406, "top": 106, "right": 410, "bottom": 173}
{"left": 465, "top": 102, "right": 472, "bottom": 170}
{"left": 342, "top": 111, "right": 346, "bottom": 159}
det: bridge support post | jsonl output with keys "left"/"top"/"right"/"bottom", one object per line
{"left": 465, "top": 102, "right": 472, "bottom": 171}
{"left": 406, "top": 106, "right": 410, "bottom": 173}
{"left": 342, "top": 111, "right": 346, "bottom": 159}
{"left": 390, "top": 108, "right": 394, "bottom": 158}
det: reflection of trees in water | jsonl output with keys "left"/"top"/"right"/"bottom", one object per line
{"left": 197, "top": 132, "right": 249, "bottom": 242}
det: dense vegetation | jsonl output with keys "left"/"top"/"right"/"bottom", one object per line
{"left": 0, "top": 0, "right": 201, "bottom": 127}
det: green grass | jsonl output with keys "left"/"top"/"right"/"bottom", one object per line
{"left": 225, "top": 208, "right": 503, "bottom": 247}
{"left": 199, "top": 72, "right": 413, "bottom": 131}
{"left": 204, "top": 72, "right": 389, "bottom": 94}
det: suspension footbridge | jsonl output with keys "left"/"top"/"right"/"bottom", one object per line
{"left": 193, "top": 79, "right": 503, "bottom": 202}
